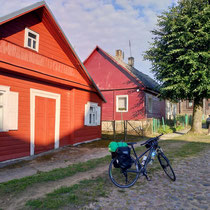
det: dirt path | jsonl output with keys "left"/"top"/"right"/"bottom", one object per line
{"left": 0, "top": 165, "right": 108, "bottom": 210}
{"left": 0, "top": 147, "right": 109, "bottom": 183}
{"left": 160, "top": 128, "right": 190, "bottom": 140}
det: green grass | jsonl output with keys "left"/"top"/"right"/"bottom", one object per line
{"left": 78, "top": 133, "right": 146, "bottom": 149}
{"left": 25, "top": 177, "right": 109, "bottom": 209}
{"left": 25, "top": 140, "right": 210, "bottom": 209}
{"left": 0, "top": 155, "right": 111, "bottom": 196}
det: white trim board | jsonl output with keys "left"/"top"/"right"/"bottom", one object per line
{"left": 30, "top": 88, "right": 60, "bottom": 156}
{"left": 73, "top": 138, "right": 101, "bottom": 146}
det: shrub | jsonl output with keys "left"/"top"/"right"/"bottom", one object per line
{"left": 158, "top": 125, "right": 174, "bottom": 134}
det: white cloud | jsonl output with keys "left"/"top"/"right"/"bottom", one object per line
{"left": 0, "top": 0, "right": 177, "bottom": 78}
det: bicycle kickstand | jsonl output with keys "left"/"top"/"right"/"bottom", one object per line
{"left": 143, "top": 171, "right": 151, "bottom": 181}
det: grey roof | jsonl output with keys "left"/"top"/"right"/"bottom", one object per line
{"left": 126, "top": 64, "right": 160, "bottom": 92}
{"left": 108, "top": 53, "right": 160, "bottom": 92}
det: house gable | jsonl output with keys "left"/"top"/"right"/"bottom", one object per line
{"left": 0, "top": 2, "right": 105, "bottom": 101}
{"left": 84, "top": 47, "right": 142, "bottom": 91}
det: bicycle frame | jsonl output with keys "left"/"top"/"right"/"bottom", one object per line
{"left": 127, "top": 143, "right": 158, "bottom": 174}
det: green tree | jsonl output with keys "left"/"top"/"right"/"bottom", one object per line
{"left": 144, "top": 0, "right": 210, "bottom": 133}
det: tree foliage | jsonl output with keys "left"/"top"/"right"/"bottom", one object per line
{"left": 144, "top": 0, "right": 210, "bottom": 103}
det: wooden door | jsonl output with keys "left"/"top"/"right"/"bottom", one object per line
{"left": 34, "top": 96, "right": 56, "bottom": 154}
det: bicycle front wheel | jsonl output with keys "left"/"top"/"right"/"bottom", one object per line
{"left": 158, "top": 152, "right": 176, "bottom": 181}
{"left": 109, "top": 157, "right": 140, "bottom": 188}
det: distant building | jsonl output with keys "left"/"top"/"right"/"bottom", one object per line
{"left": 177, "top": 99, "right": 210, "bottom": 116}
{"left": 165, "top": 99, "right": 210, "bottom": 120}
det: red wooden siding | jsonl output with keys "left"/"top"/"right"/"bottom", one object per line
{"left": 101, "top": 90, "right": 145, "bottom": 121}
{"left": 84, "top": 49, "right": 139, "bottom": 90}
{"left": 0, "top": 11, "right": 91, "bottom": 88}
{"left": 0, "top": 72, "right": 102, "bottom": 162}
{"left": 73, "top": 89, "right": 102, "bottom": 144}
{"left": 1, "top": 10, "right": 73, "bottom": 66}
{"left": 101, "top": 91, "right": 114, "bottom": 120}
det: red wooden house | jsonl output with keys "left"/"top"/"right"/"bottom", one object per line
{"left": 0, "top": 2, "right": 105, "bottom": 162}
{"left": 84, "top": 46, "right": 165, "bottom": 123}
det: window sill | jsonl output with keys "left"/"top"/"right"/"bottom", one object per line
{"left": 85, "top": 124, "right": 99, "bottom": 126}
{"left": 116, "top": 110, "right": 128, "bottom": 113}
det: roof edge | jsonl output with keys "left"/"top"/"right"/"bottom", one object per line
{"left": 41, "top": 6, "right": 106, "bottom": 102}
{"left": 0, "top": 1, "right": 45, "bottom": 25}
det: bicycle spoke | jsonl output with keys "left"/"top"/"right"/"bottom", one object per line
{"left": 109, "top": 157, "right": 140, "bottom": 188}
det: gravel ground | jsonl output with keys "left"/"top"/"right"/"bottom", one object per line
{"left": 86, "top": 150, "right": 210, "bottom": 210}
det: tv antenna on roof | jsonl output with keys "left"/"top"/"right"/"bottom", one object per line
{"left": 129, "top": 40, "right": 132, "bottom": 57}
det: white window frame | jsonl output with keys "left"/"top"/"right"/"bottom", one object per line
{"left": 116, "top": 95, "right": 128, "bottom": 112}
{"left": 0, "top": 86, "right": 10, "bottom": 132}
{"left": 0, "top": 85, "right": 19, "bottom": 132}
{"left": 84, "top": 102, "right": 101, "bottom": 126}
{"left": 24, "top": 28, "right": 39, "bottom": 52}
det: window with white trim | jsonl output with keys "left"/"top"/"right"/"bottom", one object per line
{"left": 0, "top": 85, "right": 19, "bottom": 132}
{"left": 84, "top": 102, "right": 101, "bottom": 126}
{"left": 116, "top": 95, "right": 128, "bottom": 112}
{"left": 24, "top": 28, "right": 39, "bottom": 52}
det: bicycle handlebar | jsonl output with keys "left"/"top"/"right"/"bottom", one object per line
{"left": 140, "top": 133, "right": 163, "bottom": 146}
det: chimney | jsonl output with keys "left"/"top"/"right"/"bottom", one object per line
{"left": 116, "top": 49, "right": 124, "bottom": 61}
{"left": 128, "top": 57, "right": 134, "bottom": 67}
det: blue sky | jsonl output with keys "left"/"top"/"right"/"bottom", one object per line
{"left": 0, "top": 0, "right": 177, "bottom": 79}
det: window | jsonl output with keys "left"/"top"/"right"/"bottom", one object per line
{"left": 187, "top": 100, "right": 193, "bottom": 109}
{"left": 116, "top": 95, "right": 128, "bottom": 112}
{"left": 0, "top": 85, "right": 19, "bottom": 132}
{"left": 148, "top": 95, "right": 152, "bottom": 113}
{"left": 85, "top": 102, "right": 101, "bottom": 126}
{"left": 24, "top": 28, "right": 39, "bottom": 52}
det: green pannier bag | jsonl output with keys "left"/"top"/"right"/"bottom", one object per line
{"left": 108, "top": 141, "right": 128, "bottom": 152}
{"left": 109, "top": 142, "right": 130, "bottom": 168}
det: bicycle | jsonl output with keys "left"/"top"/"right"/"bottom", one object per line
{"left": 109, "top": 134, "right": 176, "bottom": 188}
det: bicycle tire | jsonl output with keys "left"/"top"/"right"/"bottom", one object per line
{"left": 157, "top": 152, "right": 176, "bottom": 181}
{"left": 109, "top": 156, "right": 140, "bottom": 188}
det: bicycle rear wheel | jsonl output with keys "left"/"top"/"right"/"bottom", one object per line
{"left": 158, "top": 152, "right": 176, "bottom": 181}
{"left": 109, "top": 157, "right": 140, "bottom": 188}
